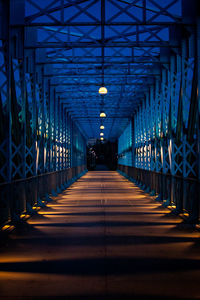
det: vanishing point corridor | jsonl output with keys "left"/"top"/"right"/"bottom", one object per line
{"left": 0, "top": 1, "right": 200, "bottom": 299}
{"left": 1, "top": 171, "right": 200, "bottom": 299}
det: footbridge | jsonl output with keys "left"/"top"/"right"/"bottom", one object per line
{"left": 0, "top": 0, "right": 200, "bottom": 299}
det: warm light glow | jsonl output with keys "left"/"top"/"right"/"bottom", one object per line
{"left": 100, "top": 112, "right": 106, "bottom": 117}
{"left": 20, "top": 214, "right": 30, "bottom": 220}
{"left": 100, "top": 137, "right": 104, "bottom": 141}
{"left": 100, "top": 125, "right": 105, "bottom": 129}
{"left": 98, "top": 86, "right": 107, "bottom": 94}
{"left": 1, "top": 224, "right": 15, "bottom": 231}
{"left": 100, "top": 132, "right": 104, "bottom": 136}
{"left": 32, "top": 206, "right": 40, "bottom": 211}
{"left": 2, "top": 225, "right": 10, "bottom": 230}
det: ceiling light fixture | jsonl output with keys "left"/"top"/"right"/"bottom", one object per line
{"left": 100, "top": 112, "right": 106, "bottom": 118}
{"left": 98, "top": 86, "right": 107, "bottom": 95}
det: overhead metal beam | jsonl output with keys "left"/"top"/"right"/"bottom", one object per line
{"left": 51, "top": 82, "right": 152, "bottom": 86}
{"left": 70, "top": 116, "right": 131, "bottom": 118}
{"left": 13, "top": 22, "right": 184, "bottom": 27}
{"left": 38, "top": 60, "right": 167, "bottom": 65}
{"left": 24, "top": 0, "right": 90, "bottom": 23}
{"left": 44, "top": 73, "right": 160, "bottom": 77}
{"left": 26, "top": 41, "right": 174, "bottom": 49}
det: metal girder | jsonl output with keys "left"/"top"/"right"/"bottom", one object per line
{"left": 3, "top": 0, "right": 199, "bottom": 185}
{"left": 23, "top": 0, "right": 178, "bottom": 24}
{"left": 51, "top": 82, "right": 153, "bottom": 86}
{"left": 0, "top": 0, "right": 199, "bottom": 227}
{"left": 44, "top": 73, "right": 160, "bottom": 77}
{"left": 26, "top": 41, "right": 173, "bottom": 49}
{"left": 71, "top": 116, "right": 131, "bottom": 118}
{"left": 13, "top": 22, "right": 184, "bottom": 27}
{"left": 16, "top": 0, "right": 183, "bottom": 27}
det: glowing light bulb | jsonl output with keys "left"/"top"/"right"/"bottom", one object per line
{"left": 98, "top": 86, "right": 107, "bottom": 95}
{"left": 100, "top": 132, "right": 104, "bottom": 136}
{"left": 100, "top": 125, "right": 105, "bottom": 129}
{"left": 100, "top": 137, "right": 104, "bottom": 141}
{"left": 100, "top": 112, "right": 106, "bottom": 117}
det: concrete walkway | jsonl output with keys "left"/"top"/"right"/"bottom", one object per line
{"left": 0, "top": 171, "right": 200, "bottom": 299}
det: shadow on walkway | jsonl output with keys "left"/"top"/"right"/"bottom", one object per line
{"left": 0, "top": 171, "right": 200, "bottom": 299}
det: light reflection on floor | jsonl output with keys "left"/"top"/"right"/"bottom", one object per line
{"left": 0, "top": 171, "right": 200, "bottom": 299}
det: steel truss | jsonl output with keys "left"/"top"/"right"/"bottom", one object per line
{"left": 118, "top": 2, "right": 200, "bottom": 221}
{"left": 7, "top": 0, "right": 184, "bottom": 141}
{"left": 0, "top": 0, "right": 87, "bottom": 183}
{"left": 132, "top": 33, "right": 198, "bottom": 179}
{"left": 0, "top": 0, "right": 199, "bottom": 200}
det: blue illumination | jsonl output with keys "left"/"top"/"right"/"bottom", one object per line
{"left": 118, "top": 121, "right": 133, "bottom": 167}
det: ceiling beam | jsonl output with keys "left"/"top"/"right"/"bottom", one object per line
{"left": 44, "top": 73, "right": 160, "bottom": 77}
{"left": 38, "top": 60, "right": 167, "bottom": 65}
{"left": 26, "top": 41, "right": 174, "bottom": 49}
{"left": 13, "top": 22, "right": 183, "bottom": 27}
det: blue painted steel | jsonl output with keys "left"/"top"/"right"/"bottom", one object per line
{"left": 118, "top": 120, "right": 133, "bottom": 167}
{"left": 0, "top": 0, "right": 199, "bottom": 224}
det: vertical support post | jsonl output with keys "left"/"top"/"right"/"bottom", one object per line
{"left": 197, "top": 17, "right": 200, "bottom": 182}
{"left": 21, "top": 29, "right": 26, "bottom": 179}
{"left": 41, "top": 67, "right": 45, "bottom": 174}
{"left": 47, "top": 79, "right": 50, "bottom": 172}
{"left": 57, "top": 96, "right": 61, "bottom": 171}
{"left": 32, "top": 50, "right": 37, "bottom": 176}
{"left": 146, "top": 90, "right": 150, "bottom": 171}
{"left": 131, "top": 116, "right": 135, "bottom": 167}
{"left": 53, "top": 88, "right": 56, "bottom": 171}
{"left": 182, "top": 38, "right": 187, "bottom": 177}
{"left": 65, "top": 110, "right": 68, "bottom": 169}
{"left": 66, "top": 112, "right": 70, "bottom": 168}
{"left": 150, "top": 84, "right": 155, "bottom": 173}
{"left": 169, "top": 53, "right": 175, "bottom": 205}
{"left": 61, "top": 102, "right": 64, "bottom": 170}
{"left": 197, "top": 15, "right": 200, "bottom": 224}
{"left": 69, "top": 117, "right": 74, "bottom": 168}
{"left": 161, "top": 68, "right": 167, "bottom": 173}
{"left": 64, "top": 108, "right": 67, "bottom": 169}
{"left": 155, "top": 78, "right": 160, "bottom": 173}
{"left": 7, "top": 4, "right": 12, "bottom": 182}
{"left": 70, "top": 116, "right": 73, "bottom": 168}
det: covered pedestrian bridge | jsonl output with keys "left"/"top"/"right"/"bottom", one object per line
{"left": 0, "top": 0, "right": 200, "bottom": 298}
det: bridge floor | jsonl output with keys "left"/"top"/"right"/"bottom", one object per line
{"left": 0, "top": 171, "right": 200, "bottom": 299}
